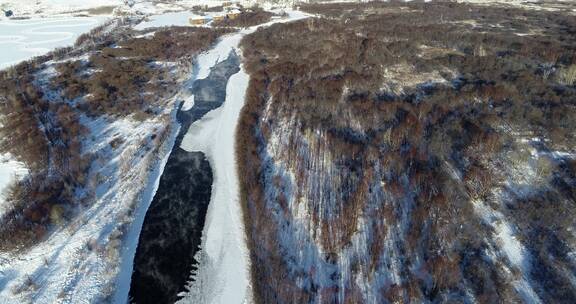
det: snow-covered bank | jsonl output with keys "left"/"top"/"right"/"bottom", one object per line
{"left": 112, "top": 107, "right": 181, "bottom": 304}
{"left": 0, "top": 154, "right": 27, "bottom": 213}
{"left": 0, "top": 56, "right": 183, "bottom": 302}
{"left": 128, "top": 50, "right": 240, "bottom": 303}
{"left": 179, "top": 64, "right": 252, "bottom": 304}
{"left": 0, "top": 16, "right": 107, "bottom": 69}
{"left": 177, "top": 10, "right": 309, "bottom": 304}
{"left": 0, "top": 111, "right": 175, "bottom": 303}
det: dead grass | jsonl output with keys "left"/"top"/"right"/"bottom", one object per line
{"left": 557, "top": 64, "right": 576, "bottom": 85}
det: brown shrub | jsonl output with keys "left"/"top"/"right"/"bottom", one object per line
{"left": 237, "top": 1, "right": 576, "bottom": 303}
{"left": 212, "top": 8, "right": 273, "bottom": 28}
{"left": 0, "top": 25, "right": 231, "bottom": 251}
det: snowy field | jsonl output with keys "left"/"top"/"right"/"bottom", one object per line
{"left": 0, "top": 0, "right": 262, "bottom": 69}
{"left": 135, "top": 11, "right": 205, "bottom": 31}
{"left": 0, "top": 0, "right": 573, "bottom": 302}
{"left": 134, "top": 9, "right": 236, "bottom": 31}
{"left": 0, "top": 16, "right": 107, "bottom": 69}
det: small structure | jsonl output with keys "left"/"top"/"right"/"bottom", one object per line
{"left": 226, "top": 9, "right": 241, "bottom": 20}
{"left": 189, "top": 17, "right": 208, "bottom": 25}
{"left": 226, "top": 13, "right": 240, "bottom": 20}
{"left": 2, "top": 9, "right": 14, "bottom": 18}
{"left": 213, "top": 15, "right": 225, "bottom": 22}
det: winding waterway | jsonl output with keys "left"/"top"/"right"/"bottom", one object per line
{"left": 128, "top": 50, "right": 240, "bottom": 304}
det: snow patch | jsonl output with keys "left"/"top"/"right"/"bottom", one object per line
{"left": 0, "top": 153, "right": 28, "bottom": 214}
{"left": 472, "top": 198, "right": 542, "bottom": 304}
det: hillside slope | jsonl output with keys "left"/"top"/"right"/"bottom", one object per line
{"left": 237, "top": 2, "right": 576, "bottom": 303}
{"left": 0, "top": 18, "right": 229, "bottom": 302}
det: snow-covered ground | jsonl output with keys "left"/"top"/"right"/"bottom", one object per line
{"left": 0, "top": 0, "right": 297, "bottom": 71}
{"left": 472, "top": 197, "right": 542, "bottom": 303}
{"left": 0, "top": 21, "right": 183, "bottom": 301}
{"left": 0, "top": 13, "right": 107, "bottom": 228}
{"left": 0, "top": 110, "right": 177, "bottom": 303}
{"left": 176, "top": 10, "right": 309, "bottom": 304}
{"left": 111, "top": 110, "right": 181, "bottom": 304}
{"left": 0, "top": 154, "right": 27, "bottom": 213}
{"left": 134, "top": 9, "right": 240, "bottom": 31}
{"left": 134, "top": 11, "right": 204, "bottom": 30}
{"left": 0, "top": 16, "right": 107, "bottom": 69}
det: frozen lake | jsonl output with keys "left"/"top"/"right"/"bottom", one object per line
{"left": 0, "top": 16, "right": 107, "bottom": 69}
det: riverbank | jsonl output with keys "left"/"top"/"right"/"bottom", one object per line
{"left": 128, "top": 51, "right": 240, "bottom": 304}
{"left": 177, "top": 10, "right": 310, "bottom": 304}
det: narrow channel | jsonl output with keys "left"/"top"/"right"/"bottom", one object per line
{"left": 128, "top": 50, "right": 240, "bottom": 304}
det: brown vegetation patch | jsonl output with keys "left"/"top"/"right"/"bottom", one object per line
{"left": 212, "top": 7, "right": 274, "bottom": 28}
{"left": 53, "top": 27, "right": 232, "bottom": 117}
{"left": 0, "top": 23, "right": 230, "bottom": 251}
{"left": 238, "top": 1, "right": 576, "bottom": 303}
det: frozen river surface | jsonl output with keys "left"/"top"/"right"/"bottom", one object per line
{"left": 0, "top": 16, "right": 106, "bottom": 69}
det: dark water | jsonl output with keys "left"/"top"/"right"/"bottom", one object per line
{"left": 128, "top": 50, "right": 240, "bottom": 304}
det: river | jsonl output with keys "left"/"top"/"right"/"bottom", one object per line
{"left": 128, "top": 50, "right": 240, "bottom": 304}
